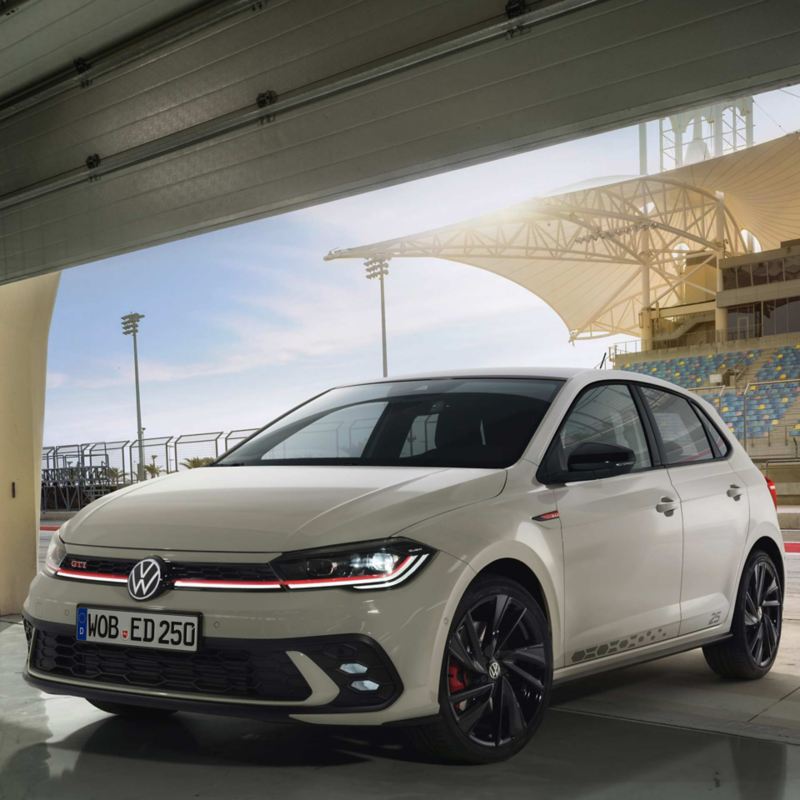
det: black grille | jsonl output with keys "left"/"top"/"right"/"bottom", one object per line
{"left": 61, "top": 556, "right": 279, "bottom": 584}
{"left": 31, "top": 629, "right": 310, "bottom": 701}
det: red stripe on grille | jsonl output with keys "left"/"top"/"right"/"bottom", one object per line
{"left": 173, "top": 578, "right": 282, "bottom": 588}
{"left": 57, "top": 568, "right": 127, "bottom": 582}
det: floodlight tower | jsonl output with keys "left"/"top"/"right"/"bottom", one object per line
{"left": 365, "top": 257, "right": 390, "bottom": 377}
{"left": 121, "top": 312, "right": 146, "bottom": 481}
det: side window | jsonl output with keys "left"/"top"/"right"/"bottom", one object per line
{"left": 640, "top": 387, "right": 713, "bottom": 465}
{"left": 551, "top": 383, "right": 652, "bottom": 472}
{"left": 695, "top": 406, "right": 730, "bottom": 457}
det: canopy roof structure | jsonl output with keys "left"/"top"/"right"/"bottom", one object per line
{"left": 325, "top": 134, "right": 800, "bottom": 339}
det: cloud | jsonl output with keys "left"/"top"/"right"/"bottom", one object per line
{"left": 46, "top": 371, "right": 69, "bottom": 389}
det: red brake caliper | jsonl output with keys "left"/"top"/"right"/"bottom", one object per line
{"left": 448, "top": 658, "right": 468, "bottom": 709}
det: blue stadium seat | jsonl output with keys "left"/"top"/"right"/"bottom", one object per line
{"left": 619, "top": 346, "right": 798, "bottom": 440}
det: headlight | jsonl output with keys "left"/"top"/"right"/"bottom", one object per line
{"left": 43, "top": 531, "right": 67, "bottom": 576}
{"left": 273, "top": 539, "right": 434, "bottom": 590}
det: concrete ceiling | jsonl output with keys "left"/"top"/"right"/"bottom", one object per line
{"left": 2, "top": 0, "right": 800, "bottom": 285}
{"left": 0, "top": 0, "right": 199, "bottom": 99}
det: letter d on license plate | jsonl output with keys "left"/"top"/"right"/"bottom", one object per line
{"left": 77, "top": 607, "right": 199, "bottom": 652}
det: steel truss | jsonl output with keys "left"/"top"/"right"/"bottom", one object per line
{"left": 326, "top": 177, "right": 748, "bottom": 340}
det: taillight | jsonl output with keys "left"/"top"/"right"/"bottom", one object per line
{"left": 765, "top": 476, "right": 778, "bottom": 510}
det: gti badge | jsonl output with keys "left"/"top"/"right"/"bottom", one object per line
{"left": 127, "top": 557, "right": 165, "bottom": 601}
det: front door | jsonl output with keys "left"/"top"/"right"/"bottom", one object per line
{"left": 548, "top": 383, "right": 683, "bottom": 667}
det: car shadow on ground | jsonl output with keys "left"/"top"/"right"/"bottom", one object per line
{"left": 0, "top": 706, "right": 793, "bottom": 800}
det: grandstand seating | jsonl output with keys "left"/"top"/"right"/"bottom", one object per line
{"left": 756, "top": 345, "right": 800, "bottom": 382}
{"left": 618, "top": 344, "right": 800, "bottom": 440}
{"left": 617, "top": 350, "right": 760, "bottom": 390}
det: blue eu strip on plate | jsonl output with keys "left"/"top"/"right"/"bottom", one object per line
{"left": 76, "top": 607, "right": 88, "bottom": 641}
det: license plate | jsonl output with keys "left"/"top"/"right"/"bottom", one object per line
{"left": 76, "top": 607, "right": 200, "bottom": 652}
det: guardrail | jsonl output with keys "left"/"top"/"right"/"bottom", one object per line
{"left": 41, "top": 427, "right": 261, "bottom": 510}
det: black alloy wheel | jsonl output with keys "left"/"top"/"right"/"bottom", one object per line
{"left": 411, "top": 576, "right": 551, "bottom": 763}
{"left": 743, "top": 558, "right": 782, "bottom": 667}
{"left": 704, "top": 549, "right": 783, "bottom": 680}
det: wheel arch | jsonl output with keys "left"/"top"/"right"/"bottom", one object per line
{"left": 473, "top": 558, "right": 551, "bottom": 630}
{"left": 750, "top": 536, "right": 785, "bottom": 594}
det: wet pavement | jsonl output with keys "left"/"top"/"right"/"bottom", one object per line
{"left": 0, "top": 536, "right": 797, "bottom": 799}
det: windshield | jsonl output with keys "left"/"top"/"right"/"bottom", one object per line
{"left": 218, "top": 377, "right": 563, "bottom": 469}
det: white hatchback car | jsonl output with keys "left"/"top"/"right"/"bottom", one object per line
{"left": 24, "top": 369, "right": 784, "bottom": 763}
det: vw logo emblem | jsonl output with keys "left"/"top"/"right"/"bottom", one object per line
{"left": 488, "top": 661, "right": 502, "bottom": 681}
{"left": 127, "top": 557, "right": 164, "bottom": 601}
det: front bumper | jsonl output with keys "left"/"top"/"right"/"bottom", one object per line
{"left": 23, "top": 548, "right": 472, "bottom": 725}
{"left": 25, "top": 617, "right": 402, "bottom": 718}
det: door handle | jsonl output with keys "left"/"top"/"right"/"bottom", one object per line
{"left": 727, "top": 485, "right": 743, "bottom": 501}
{"left": 656, "top": 497, "right": 677, "bottom": 516}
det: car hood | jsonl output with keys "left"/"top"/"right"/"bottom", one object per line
{"left": 61, "top": 465, "right": 507, "bottom": 552}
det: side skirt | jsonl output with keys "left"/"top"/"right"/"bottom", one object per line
{"left": 553, "top": 629, "right": 732, "bottom": 686}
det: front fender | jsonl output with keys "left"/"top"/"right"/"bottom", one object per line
{"left": 400, "top": 484, "right": 565, "bottom": 671}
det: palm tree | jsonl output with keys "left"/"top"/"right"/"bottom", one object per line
{"left": 181, "top": 456, "right": 215, "bottom": 469}
{"left": 105, "top": 466, "right": 122, "bottom": 484}
{"left": 143, "top": 455, "right": 162, "bottom": 479}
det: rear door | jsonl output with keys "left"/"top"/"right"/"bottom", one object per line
{"left": 638, "top": 386, "right": 750, "bottom": 636}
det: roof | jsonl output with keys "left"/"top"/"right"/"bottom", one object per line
{"left": 326, "top": 134, "right": 800, "bottom": 340}
{"left": 337, "top": 367, "right": 694, "bottom": 396}
{"left": 339, "top": 367, "right": 586, "bottom": 385}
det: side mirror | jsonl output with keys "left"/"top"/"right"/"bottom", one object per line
{"left": 566, "top": 442, "right": 636, "bottom": 479}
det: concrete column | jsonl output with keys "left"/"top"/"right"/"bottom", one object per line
{"left": 640, "top": 262, "right": 652, "bottom": 351}
{"left": 715, "top": 192, "right": 728, "bottom": 344}
{"left": 0, "top": 273, "right": 59, "bottom": 615}
{"left": 638, "top": 122, "right": 648, "bottom": 175}
{"left": 640, "top": 227, "right": 652, "bottom": 352}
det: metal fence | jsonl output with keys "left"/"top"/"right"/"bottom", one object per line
{"left": 41, "top": 427, "right": 260, "bottom": 512}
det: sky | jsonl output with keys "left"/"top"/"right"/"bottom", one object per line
{"left": 43, "top": 85, "right": 800, "bottom": 448}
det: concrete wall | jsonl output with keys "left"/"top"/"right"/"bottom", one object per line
{"left": 0, "top": 274, "right": 59, "bottom": 614}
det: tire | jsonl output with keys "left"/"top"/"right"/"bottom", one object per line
{"left": 409, "top": 575, "right": 552, "bottom": 764}
{"left": 89, "top": 700, "right": 178, "bottom": 718}
{"left": 703, "top": 549, "right": 783, "bottom": 680}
